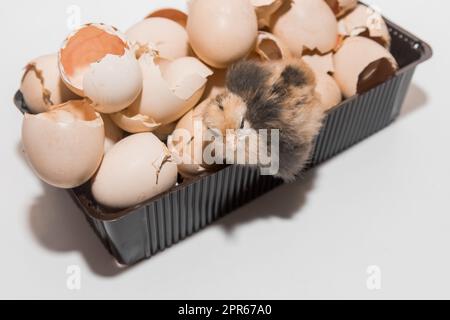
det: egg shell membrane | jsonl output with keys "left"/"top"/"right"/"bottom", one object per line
{"left": 60, "top": 25, "right": 128, "bottom": 84}
{"left": 146, "top": 9, "right": 188, "bottom": 27}
{"left": 356, "top": 57, "right": 397, "bottom": 94}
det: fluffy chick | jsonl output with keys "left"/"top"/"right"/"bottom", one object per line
{"left": 202, "top": 58, "right": 326, "bottom": 182}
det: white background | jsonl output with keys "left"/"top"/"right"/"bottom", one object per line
{"left": 0, "top": 0, "right": 449, "bottom": 300}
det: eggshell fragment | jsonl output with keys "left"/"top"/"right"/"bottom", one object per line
{"left": 59, "top": 24, "right": 142, "bottom": 114}
{"left": 251, "top": 0, "right": 285, "bottom": 29}
{"left": 22, "top": 100, "right": 104, "bottom": 189}
{"left": 20, "top": 54, "right": 78, "bottom": 114}
{"left": 113, "top": 54, "right": 212, "bottom": 132}
{"left": 302, "top": 53, "right": 342, "bottom": 110}
{"left": 101, "top": 114, "right": 124, "bottom": 152}
{"left": 252, "top": 31, "right": 292, "bottom": 61}
{"left": 338, "top": 4, "right": 391, "bottom": 48}
{"left": 187, "top": 0, "right": 258, "bottom": 68}
{"left": 126, "top": 18, "right": 190, "bottom": 60}
{"left": 271, "top": 0, "right": 338, "bottom": 56}
{"left": 333, "top": 36, "right": 398, "bottom": 98}
{"left": 168, "top": 101, "right": 210, "bottom": 178}
{"left": 153, "top": 122, "right": 177, "bottom": 141}
{"left": 146, "top": 8, "right": 188, "bottom": 27}
{"left": 324, "top": 0, "right": 357, "bottom": 18}
{"left": 91, "top": 133, "right": 178, "bottom": 209}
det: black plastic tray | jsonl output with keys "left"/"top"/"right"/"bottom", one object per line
{"left": 15, "top": 17, "right": 432, "bottom": 266}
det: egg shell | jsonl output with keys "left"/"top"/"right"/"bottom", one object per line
{"left": 325, "top": 0, "right": 357, "bottom": 17}
{"left": 187, "top": 0, "right": 258, "bottom": 69}
{"left": 271, "top": 0, "right": 338, "bottom": 55}
{"left": 168, "top": 103, "right": 209, "bottom": 178}
{"left": 101, "top": 114, "right": 124, "bottom": 152}
{"left": 83, "top": 52, "right": 143, "bottom": 114}
{"left": 20, "top": 54, "right": 78, "bottom": 114}
{"left": 146, "top": 8, "right": 188, "bottom": 27}
{"left": 91, "top": 133, "right": 178, "bottom": 209}
{"left": 338, "top": 4, "right": 391, "bottom": 48}
{"left": 315, "top": 74, "right": 342, "bottom": 110}
{"left": 126, "top": 18, "right": 190, "bottom": 60}
{"left": 302, "top": 53, "right": 335, "bottom": 75}
{"left": 251, "top": 0, "right": 285, "bottom": 29}
{"left": 114, "top": 54, "right": 212, "bottom": 131}
{"left": 333, "top": 36, "right": 398, "bottom": 98}
{"left": 153, "top": 122, "right": 177, "bottom": 141}
{"left": 253, "top": 31, "right": 292, "bottom": 61}
{"left": 59, "top": 24, "right": 143, "bottom": 113}
{"left": 22, "top": 100, "right": 104, "bottom": 189}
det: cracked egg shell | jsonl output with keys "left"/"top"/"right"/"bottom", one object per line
{"left": 22, "top": 100, "right": 104, "bottom": 189}
{"left": 338, "top": 4, "right": 391, "bottom": 48}
{"left": 333, "top": 36, "right": 398, "bottom": 98}
{"left": 112, "top": 54, "right": 213, "bottom": 132}
{"left": 101, "top": 114, "right": 125, "bottom": 153}
{"left": 187, "top": 0, "right": 258, "bottom": 69}
{"left": 153, "top": 122, "right": 177, "bottom": 141}
{"left": 59, "top": 24, "right": 143, "bottom": 114}
{"left": 325, "top": 0, "right": 357, "bottom": 18}
{"left": 271, "top": 0, "right": 338, "bottom": 56}
{"left": 252, "top": 31, "right": 292, "bottom": 61}
{"left": 146, "top": 8, "right": 188, "bottom": 27}
{"left": 91, "top": 133, "right": 178, "bottom": 209}
{"left": 168, "top": 101, "right": 210, "bottom": 178}
{"left": 20, "top": 54, "right": 79, "bottom": 114}
{"left": 251, "top": 0, "right": 286, "bottom": 29}
{"left": 126, "top": 17, "right": 190, "bottom": 60}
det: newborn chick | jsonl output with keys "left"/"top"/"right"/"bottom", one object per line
{"left": 202, "top": 58, "right": 326, "bottom": 182}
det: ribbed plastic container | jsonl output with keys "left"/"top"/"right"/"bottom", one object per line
{"left": 15, "top": 17, "right": 432, "bottom": 266}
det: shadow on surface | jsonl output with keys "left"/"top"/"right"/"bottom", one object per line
{"left": 399, "top": 83, "right": 428, "bottom": 119}
{"left": 17, "top": 142, "right": 124, "bottom": 277}
{"left": 219, "top": 169, "right": 317, "bottom": 233}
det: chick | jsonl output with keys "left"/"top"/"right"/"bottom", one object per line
{"left": 202, "top": 58, "right": 326, "bottom": 182}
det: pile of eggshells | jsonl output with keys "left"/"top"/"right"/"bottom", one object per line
{"left": 19, "top": 0, "right": 399, "bottom": 210}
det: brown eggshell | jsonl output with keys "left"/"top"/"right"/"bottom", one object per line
{"left": 20, "top": 54, "right": 78, "bottom": 114}
{"left": 91, "top": 133, "right": 178, "bottom": 209}
{"left": 315, "top": 74, "right": 342, "bottom": 111}
{"left": 271, "top": 0, "right": 338, "bottom": 56}
{"left": 146, "top": 8, "right": 188, "bottom": 27}
{"left": 101, "top": 114, "right": 125, "bottom": 152}
{"left": 324, "top": 0, "right": 357, "bottom": 18}
{"left": 333, "top": 36, "right": 398, "bottom": 98}
{"left": 251, "top": 0, "right": 285, "bottom": 29}
{"left": 253, "top": 31, "right": 292, "bottom": 61}
{"left": 187, "top": 0, "right": 258, "bottom": 69}
{"left": 22, "top": 100, "right": 105, "bottom": 189}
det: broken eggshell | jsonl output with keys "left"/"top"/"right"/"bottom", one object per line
{"left": 324, "top": 0, "right": 358, "bottom": 18}
{"left": 111, "top": 54, "right": 213, "bottom": 133}
{"left": 91, "top": 133, "right": 178, "bottom": 209}
{"left": 20, "top": 54, "right": 78, "bottom": 114}
{"left": 251, "top": 0, "right": 286, "bottom": 29}
{"left": 333, "top": 36, "right": 398, "bottom": 98}
{"left": 22, "top": 100, "right": 105, "bottom": 189}
{"left": 271, "top": 0, "right": 338, "bottom": 56}
{"left": 252, "top": 31, "right": 292, "bottom": 61}
{"left": 126, "top": 17, "right": 190, "bottom": 60}
{"left": 146, "top": 8, "right": 188, "bottom": 27}
{"left": 302, "top": 53, "right": 342, "bottom": 110}
{"left": 338, "top": 4, "right": 391, "bottom": 48}
{"left": 187, "top": 0, "right": 258, "bottom": 69}
{"left": 101, "top": 114, "right": 125, "bottom": 152}
{"left": 59, "top": 24, "right": 143, "bottom": 114}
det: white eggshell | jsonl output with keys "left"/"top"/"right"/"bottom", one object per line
{"left": 114, "top": 54, "right": 212, "bottom": 131}
{"left": 91, "top": 133, "right": 178, "bottom": 209}
{"left": 272, "top": 0, "right": 338, "bottom": 55}
{"left": 338, "top": 4, "right": 391, "bottom": 48}
{"left": 302, "top": 53, "right": 335, "bottom": 75}
{"left": 20, "top": 54, "right": 78, "bottom": 114}
{"left": 101, "top": 114, "right": 124, "bottom": 152}
{"left": 22, "top": 100, "right": 104, "bottom": 189}
{"left": 187, "top": 0, "right": 258, "bottom": 68}
{"left": 333, "top": 36, "right": 398, "bottom": 98}
{"left": 146, "top": 8, "right": 188, "bottom": 27}
{"left": 126, "top": 18, "right": 190, "bottom": 60}
{"left": 83, "top": 52, "right": 143, "bottom": 114}
{"left": 315, "top": 74, "right": 342, "bottom": 110}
